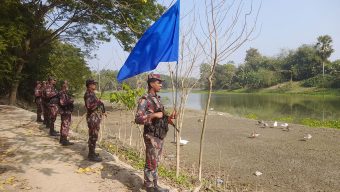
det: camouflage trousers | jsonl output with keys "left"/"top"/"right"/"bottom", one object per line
{"left": 35, "top": 98, "right": 43, "bottom": 121}
{"left": 143, "top": 134, "right": 164, "bottom": 187}
{"left": 49, "top": 104, "right": 58, "bottom": 129}
{"left": 43, "top": 101, "right": 49, "bottom": 124}
{"left": 86, "top": 113, "right": 101, "bottom": 150}
{"left": 60, "top": 112, "right": 71, "bottom": 137}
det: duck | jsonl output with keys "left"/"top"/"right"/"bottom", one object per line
{"left": 281, "top": 123, "right": 290, "bottom": 131}
{"left": 180, "top": 138, "right": 189, "bottom": 145}
{"left": 249, "top": 131, "right": 260, "bottom": 138}
{"left": 303, "top": 134, "right": 312, "bottom": 141}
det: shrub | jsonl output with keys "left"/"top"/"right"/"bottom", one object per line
{"left": 302, "top": 74, "right": 333, "bottom": 88}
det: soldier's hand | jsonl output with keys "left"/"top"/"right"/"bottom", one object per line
{"left": 170, "top": 110, "right": 177, "bottom": 119}
{"left": 148, "top": 112, "right": 163, "bottom": 121}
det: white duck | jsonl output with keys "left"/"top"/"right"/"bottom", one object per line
{"left": 249, "top": 131, "right": 260, "bottom": 138}
{"left": 270, "top": 121, "right": 278, "bottom": 128}
{"left": 180, "top": 138, "right": 189, "bottom": 145}
{"left": 303, "top": 134, "right": 312, "bottom": 141}
{"left": 261, "top": 123, "right": 269, "bottom": 128}
{"left": 281, "top": 123, "right": 289, "bottom": 127}
{"left": 281, "top": 123, "right": 290, "bottom": 131}
{"left": 273, "top": 121, "right": 278, "bottom": 127}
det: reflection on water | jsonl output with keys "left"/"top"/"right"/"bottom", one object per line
{"left": 159, "top": 92, "right": 340, "bottom": 122}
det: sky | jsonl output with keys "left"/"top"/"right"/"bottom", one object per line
{"left": 87, "top": 0, "right": 340, "bottom": 75}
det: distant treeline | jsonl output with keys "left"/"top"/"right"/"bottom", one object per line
{"left": 199, "top": 35, "right": 340, "bottom": 90}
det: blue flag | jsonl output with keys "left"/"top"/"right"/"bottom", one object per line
{"left": 117, "top": 0, "right": 180, "bottom": 82}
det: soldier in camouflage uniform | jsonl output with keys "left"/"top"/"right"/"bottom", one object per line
{"left": 34, "top": 81, "right": 43, "bottom": 122}
{"left": 59, "top": 80, "right": 74, "bottom": 146}
{"left": 45, "top": 77, "right": 59, "bottom": 136}
{"left": 84, "top": 79, "right": 105, "bottom": 162}
{"left": 41, "top": 81, "right": 49, "bottom": 126}
{"left": 135, "top": 74, "right": 176, "bottom": 192}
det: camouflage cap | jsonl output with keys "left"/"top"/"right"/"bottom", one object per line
{"left": 147, "top": 73, "right": 163, "bottom": 83}
{"left": 48, "top": 76, "right": 56, "bottom": 81}
{"left": 86, "top": 79, "right": 98, "bottom": 87}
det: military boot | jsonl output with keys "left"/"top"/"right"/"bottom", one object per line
{"left": 36, "top": 115, "right": 43, "bottom": 122}
{"left": 154, "top": 182, "right": 169, "bottom": 192}
{"left": 45, "top": 119, "right": 50, "bottom": 129}
{"left": 61, "top": 137, "right": 74, "bottom": 146}
{"left": 88, "top": 148, "right": 102, "bottom": 162}
{"left": 49, "top": 124, "right": 59, "bottom": 136}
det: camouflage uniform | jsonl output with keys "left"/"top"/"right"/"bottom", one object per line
{"left": 45, "top": 83, "right": 59, "bottom": 135}
{"left": 34, "top": 83, "right": 43, "bottom": 122}
{"left": 59, "top": 89, "right": 74, "bottom": 143}
{"left": 135, "top": 93, "right": 166, "bottom": 188}
{"left": 41, "top": 82, "right": 49, "bottom": 126}
{"left": 84, "top": 90, "right": 103, "bottom": 159}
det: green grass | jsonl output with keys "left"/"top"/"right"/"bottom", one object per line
{"left": 100, "top": 141, "right": 195, "bottom": 188}
{"left": 300, "top": 118, "right": 340, "bottom": 129}
{"left": 193, "top": 82, "right": 340, "bottom": 97}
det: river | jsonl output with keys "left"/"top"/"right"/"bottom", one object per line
{"left": 159, "top": 92, "right": 340, "bottom": 123}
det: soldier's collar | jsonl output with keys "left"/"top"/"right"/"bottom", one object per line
{"left": 147, "top": 92, "right": 160, "bottom": 98}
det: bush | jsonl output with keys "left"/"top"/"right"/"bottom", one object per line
{"left": 330, "top": 77, "right": 340, "bottom": 88}
{"left": 302, "top": 74, "right": 333, "bottom": 88}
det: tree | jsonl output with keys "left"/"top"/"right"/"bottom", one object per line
{"left": 315, "top": 35, "right": 334, "bottom": 86}
{"left": 0, "top": 0, "right": 38, "bottom": 101}
{"left": 244, "top": 48, "right": 262, "bottom": 71}
{"left": 206, "top": 63, "right": 237, "bottom": 90}
{"left": 96, "top": 69, "right": 119, "bottom": 92}
{"left": 2, "top": 0, "right": 164, "bottom": 104}
{"left": 199, "top": 63, "right": 211, "bottom": 90}
{"left": 168, "top": 25, "right": 203, "bottom": 178}
{"left": 48, "top": 41, "right": 91, "bottom": 93}
{"left": 282, "top": 45, "right": 322, "bottom": 81}
{"left": 196, "top": 0, "right": 259, "bottom": 182}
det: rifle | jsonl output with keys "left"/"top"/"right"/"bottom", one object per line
{"left": 168, "top": 117, "right": 179, "bottom": 132}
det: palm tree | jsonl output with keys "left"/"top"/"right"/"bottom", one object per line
{"left": 315, "top": 35, "right": 334, "bottom": 81}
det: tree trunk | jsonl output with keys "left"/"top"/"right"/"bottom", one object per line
{"left": 9, "top": 38, "right": 30, "bottom": 105}
{"left": 9, "top": 61, "right": 24, "bottom": 105}
{"left": 198, "top": 76, "right": 213, "bottom": 181}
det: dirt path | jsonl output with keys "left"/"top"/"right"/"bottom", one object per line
{"left": 0, "top": 105, "right": 175, "bottom": 192}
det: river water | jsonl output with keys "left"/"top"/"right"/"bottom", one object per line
{"left": 159, "top": 92, "right": 340, "bottom": 122}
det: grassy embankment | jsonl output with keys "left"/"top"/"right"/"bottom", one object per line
{"left": 194, "top": 82, "right": 340, "bottom": 129}
{"left": 193, "top": 81, "right": 340, "bottom": 96}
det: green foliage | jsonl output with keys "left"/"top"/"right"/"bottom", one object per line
{"left": 245, "top": 113, "right": 258, "bottom": 119}
{"left": 315, "top": 35, "right": 334, "bottom": 61}
{"left": 199, "top": 62, "right": 237, "bottom": 90}
{"left": 302, "top": 74, "right": 334, "bottom": 88}
{"left": 244, "top": 48, "right": 263, "bottom": 71}
{"left": 198, "top": 35, "right": 339, "bottom": 91}
{"left": 110, "top": 84, "right": 145, "bottom": 110}
{"left": 0, "top": 0, "right": 164, "bottom": 103}
{"left": 300, "top": 118, "right": 340, "bottom": 129}
{"left": 48, "top": 41, "right": 91, "bottom": 93}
